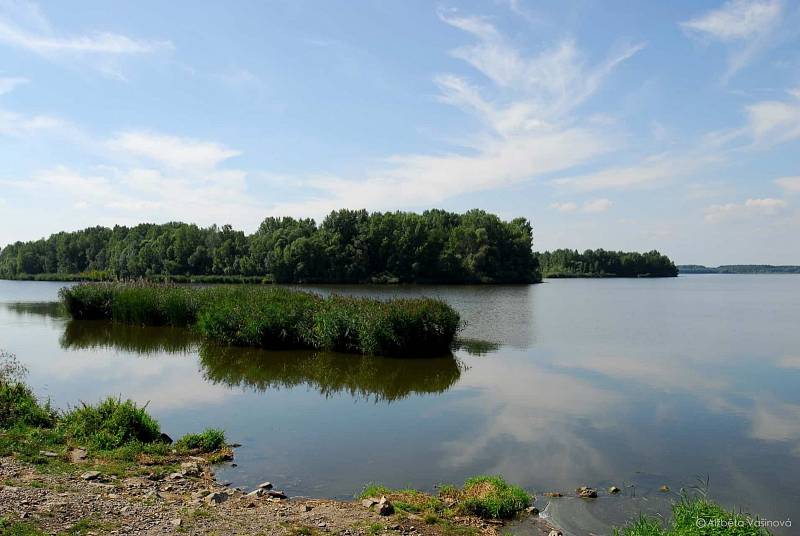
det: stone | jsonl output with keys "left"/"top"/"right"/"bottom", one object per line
{"left": 158, "top": 433, "right": 173, "bottom": 444}
{"left": 609, "top": 486, "right": 621, "bottom": 494}
{"left": 525, "top": 506, "right": 539, "bottom": 516}
{"left": 659, "top": 485, "right": 670, "bottom": 493}
{"left": 548, "top": 531, "right": 563, "bottom": 536}
{"left": 378, "top": 497, "right": 394, "bottom": 516}
{"left": 205, "top": 491, "right": 229, "bottom": 505}
{"left": 362, "top": 498, "right": 377, "bottom": 508}
{"left": 257, "top": 481, "right": 273, "bottom": 490}
{"left": 168, "top": 472, "right": 184, "bottom": 480}
{"left": 81, "top": 471, "right": 101, "bottom": 481}
{"left": 247, "top": 488, "right": 265, "bottom": 497}
{"left": 68, "top": 448, "right": 88, "bottom": 464}
{"left": 266, "top": 490, "right": 287, "bottom": 499}
{"left": 180, "top": 462, "right": 201, "bottom": 477}
{"left": 170, "top": 518, "right": 182, "bottom": 527}
{"left": 544, "top": 492, "right": 563, "bottom": 497}
{"left": 40, "top": 450, "right": 58, "bottom": 457}
{"left": 576, "top": 486, "right": 597, "bottom": 498}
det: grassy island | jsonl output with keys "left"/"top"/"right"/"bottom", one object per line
{"left": 60, "top": 283, "right": 461, "bottom": 357}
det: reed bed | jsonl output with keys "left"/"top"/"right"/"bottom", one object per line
{"left": 60, "top": 283, "right": 461, "bottom": 357}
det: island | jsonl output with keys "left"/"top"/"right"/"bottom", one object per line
{"left": 535, "top": 249, "right": 678, "bottom": 278}
{"left": 678, "top": 264, "right": 800, "bottom": 274}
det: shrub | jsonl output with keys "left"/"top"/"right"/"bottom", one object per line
{"left": 456, "top": 475, "right": 531, "bottom": 519}
{"left": 59, "top": 397, "right": 161, "bottom": 450}
{"left": 0, "top": 351, "right": 55, "bottom": 429}
{"left": 175, "top": 428, "right": 226, "bottom": 452}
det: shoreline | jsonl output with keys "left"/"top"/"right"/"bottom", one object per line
{"left": 0, "top": 455, "right": 558, "bottom": 536}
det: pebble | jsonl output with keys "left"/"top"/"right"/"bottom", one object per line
{"left": 81, "top": 471, "right": 101, "bottom": 481}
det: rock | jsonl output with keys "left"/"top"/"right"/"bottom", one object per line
{"left": 609, "top": 486, "right": 621, "bottom": 494}
{"left": 170, "top": 518, "right": 182, "bottom": 527}
{"left": 576, "top": 486, "right": 598, "bottom": 498}
{"left": 257, "top": 481, "right": 273, "bottom": 490}
{"left": 266, "top": 490, "right": 287, "bottom": 499}
{"left": 69, "top": 448, "right": 88, "bottom": 464}
{"left": 180, "top": 462, "right": 201, "bottom": 477}
{"left": 443, "top": 497, "right": 457, "bottom": 508}
{"left": 247, "top": 488, "right": 265, "bottom": 497}
{"left": 168, "top": 472, "right": 184, "bottom": 480}
{"left": 205, "top": 491, "right": 229, "bottom": 505}
{"left": 525, "top": 506, "right": 539, "bottom": 516}
{"left": 303, "top": 504, "right": 313, "bottom": 512}
{"left": 362, "top": 498, "right": 377, "bottom": 508}
{"left": 81, "top": 471, "right": 101, "bottom": 481}
{"left": 659, "top": 485, "right": 670, "bottom": 493}
{"left": 544, "top": 492, "right": 563, "bottom": 497}
{"left": 377, "top": 497, "right": 394, "bottom": 516}
{"left": 40, "top": 450, "right": 58, "bottom": 457}
{"left": 548, "top": 531, "right": 563, "bottom": 536}
{"left": 317, "top": 522, "right": 327, "bottom": 528}
{"left": 158, "top": 433, "right": 173, "bottom": 444}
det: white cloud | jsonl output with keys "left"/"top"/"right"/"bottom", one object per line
{"left": 0, "top": 108, "right": 64, "bottom": 136}
{"left": 582, "top": 198, "right": 613, "bottom": 213}
{"left": 775, "top": 176, "right": 800, "bottom": 193}
{"left": 704, "top": 197, "right": 787, "bottom": 222}
{"left": 746, "top": 92, "right": 800, "bottom": 146}
{"left": 107, "top": 131, "right": 241, "bottom": 171}
{"left": 681, "top": 0, "right": 784, "bottom": 79}
{"left": 0, "top": 75, "right": 28, "bottom": 95}
{"left": 552, "top": 153, "right": 692, "bottom": 192}
{"left": 550, "top": 199, "right": 612, "bottom": 213}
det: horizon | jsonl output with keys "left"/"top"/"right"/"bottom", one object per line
{"left": 1, "top": 1, "right": 799, "bottom": 265}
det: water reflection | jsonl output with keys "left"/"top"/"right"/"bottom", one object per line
{"left": 61, "top": 320, "right": 198, "bottom": 355}
{"left": 3, "top": 301, "right": 66, "bottom": 319}
{"left": 200, "top": 345, "right": 463, "bottom": 402}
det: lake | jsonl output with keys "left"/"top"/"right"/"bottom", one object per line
{"left": 1, "top": 276, "right": 798, "bottom": 535}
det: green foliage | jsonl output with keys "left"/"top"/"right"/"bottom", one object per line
{"left": 175, "top": 429, "right": 226, "bottom": 453}
{"left": 679, "top": 264, "right": 800, "bottom": 274}
{"left": 58, "top": 397, "right": 161, "bottom": 450}
{"left": 0, "top": 352, "right": 56, "bottom": 429}
{"left": 536, "top": 249, "right": 678, "bottom": 278}
{"left": 0, "top": 518, "right": 47, "bottom": 536}
{"left": 1, "top": 210, "right": 541, "bottom": 284}
{"left": 614, "top": 495, "right": 771, "bottom": 535}
{"left": 61, "top": 283, "right": 461, "bottom": 356}
{"left": 457, "top": 475, "right": 531, "bottom": 519}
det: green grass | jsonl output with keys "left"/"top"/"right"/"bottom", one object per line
{"left": 175, "top": 429, "right": 226, "bottom": 453}
{"left": 0, "top": 351, "right": 56, "bottom": 429}
{"left": 60, "top": 283, "right": 461, "bottom": 357}
{"left": 457, "top": 475, "right": 531, "bottom": 519}
{"left": 359, "top": 475, "right": 531, "bottom": 520}
{"left": 58, "top": 397, "right": 161, "bottom": 450}
{"left": 614, "top": 495, "right": 772, "bottom": 536}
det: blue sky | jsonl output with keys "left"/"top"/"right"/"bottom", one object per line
{"left": 1, "top": 0, "right": 799, "bottom": 264}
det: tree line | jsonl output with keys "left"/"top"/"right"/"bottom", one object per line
{"left": 0, "top": 209, "right": 541, "bottom": 284}
{"left": 536, "top": 248, "right": 678, "bottom": 277}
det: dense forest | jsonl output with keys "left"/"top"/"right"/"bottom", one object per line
{"left": 678, "top": 264, "right": 800, "bottom": 274}
{"left": 536, "top": 249, "right": 678, "bottom": 277}
{"left": 0, "top": 209, "right": 541, "bottom": 284}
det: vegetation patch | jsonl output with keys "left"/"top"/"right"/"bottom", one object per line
{"left": 613, "top": 494, "right": 772, "bottom": 535}
{"left": 58, "top": 398, "right": 161, "bottom": 450}
{"left": 175, "top": 429, "right": 226, "bottom": 453}
{"left": 60, "top": 283, "right": 461, "bottom": 357}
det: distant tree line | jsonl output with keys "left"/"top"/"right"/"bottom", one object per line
{"left": 0, "top": 209, "right": 541, "bottom": 284}
{"left": 536, "top": 249, "right": 678, "bottom": 278}
{"left": 678, "top": 264, "right": 800, "bottom": 274}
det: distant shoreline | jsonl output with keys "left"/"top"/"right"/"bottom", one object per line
{"left": 678, "top": 264, "right": 800, "bottom": 274}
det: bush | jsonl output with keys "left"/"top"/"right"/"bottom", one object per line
{"left": 0, "top": 351, "right": 55, "bottom": 429}
{"left": 175, "top": 428, "right": 226, "bottom": 452}
{"left": 455, "top": 475, "right": 531, "bottom": 519}
{"left": 59, "top": 397, "right": 161, "bottom": 450}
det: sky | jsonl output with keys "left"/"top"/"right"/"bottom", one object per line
{"left": 0, "top": 0, "right": 799, "bottom": 265}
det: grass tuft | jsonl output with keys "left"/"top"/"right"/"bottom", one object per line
{"left": 58, "top": 397, "right": 161, "bottom": 450}
{"left": 176, "top": 429, "right": 226, "bottom": 453}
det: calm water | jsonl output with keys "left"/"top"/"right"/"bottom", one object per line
{"left": 1, "top": 277, "right": 799, "bottom": 535}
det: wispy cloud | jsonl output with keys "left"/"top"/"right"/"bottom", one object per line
{"left": 704, "top": 197, "right": 787, "bottom": 222}
{"left": 681, "top": 0, "right": 784, "bottom": 80}
{"left": 0, "top": 1, "right": 172, "bottom": 78}
{"left": 745, "top": 89, "right": 800, "bottom": 146}
{"left": 775, "top": 176, "right": 800, "bottom": 193}
{"left": 0, "top": 75, "right": 28, "bottom": 95}
{"left": 550, "top": 198, "right": 612, "bottom": 213}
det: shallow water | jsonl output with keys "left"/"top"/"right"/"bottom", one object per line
{"left": 1, "top": 276, "right": 798, "bottom": 534}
